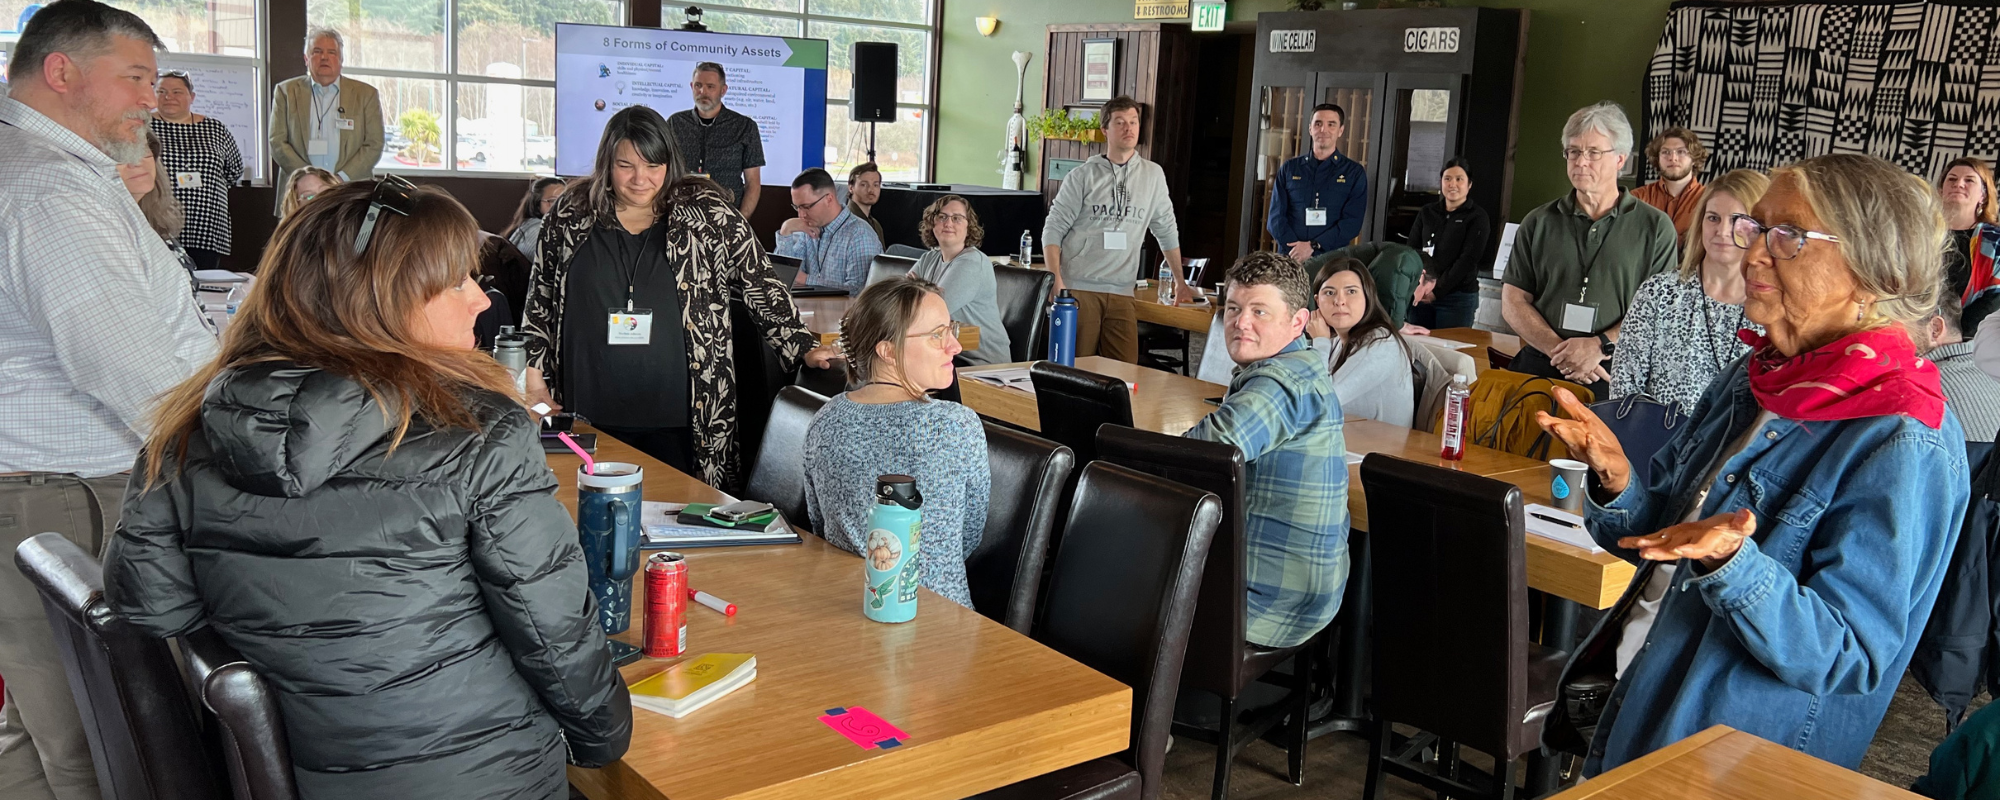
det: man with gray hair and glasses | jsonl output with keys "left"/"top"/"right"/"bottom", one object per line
{"left": 0, "top": 2, "right": 216, "bottom": 798}
{"left": 1501, "top": 101, "right": 1678, "bottom": 398}
{"left": 269, "top": 26, "right": 384, "bottom": 187}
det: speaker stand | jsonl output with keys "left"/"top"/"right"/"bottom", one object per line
{"left": 866, "top": 121, "right": 877, "bottom": 163}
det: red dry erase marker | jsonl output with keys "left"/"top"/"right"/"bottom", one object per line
{"left": 688, "top": 589, "right": 737, "bottom": 616}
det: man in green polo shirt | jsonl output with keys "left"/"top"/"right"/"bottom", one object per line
{"left": 1501, "top": 101, "right": 1678, "bottom": 398}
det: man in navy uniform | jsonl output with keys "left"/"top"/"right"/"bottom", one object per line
{"left": 1268, "top": 103, "right": 1369, "bottom": 260}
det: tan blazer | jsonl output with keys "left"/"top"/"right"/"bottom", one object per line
{"left": 269, "top": 75, "right": 385, "bottom": 186}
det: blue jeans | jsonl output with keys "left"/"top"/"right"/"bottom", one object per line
{"left": 1410, "top": 289, "right": 1478, "bottom": 330}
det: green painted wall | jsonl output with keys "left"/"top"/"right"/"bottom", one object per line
{"left": 935, "top": 0, "right": 1676, "bottom": 221}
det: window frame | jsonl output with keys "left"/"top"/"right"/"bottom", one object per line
{"left": 678, "top": 0, "right": 942, "bottom": 181}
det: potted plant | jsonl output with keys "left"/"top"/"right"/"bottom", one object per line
{"left": 1028, "top": 109, "right": 1105, "bottom": 143}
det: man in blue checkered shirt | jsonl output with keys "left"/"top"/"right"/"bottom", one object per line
{"left": 1185, "top": 251, "right": 1350, "bottom": 649}
{"left": 776, "top": 167, "right": 881, "bottom": 292}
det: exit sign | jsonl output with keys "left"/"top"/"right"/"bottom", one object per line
{"left": 1192, "top": 1, "right": 1226, "bottom": 31}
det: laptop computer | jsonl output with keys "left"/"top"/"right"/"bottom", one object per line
{"left": 769, "top": 254, "right": 850, "bottom": 297}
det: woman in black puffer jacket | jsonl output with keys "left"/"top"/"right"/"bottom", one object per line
{"left": 103, "top": 179, "right": 631, "bottom": 800}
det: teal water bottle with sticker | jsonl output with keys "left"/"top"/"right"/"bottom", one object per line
{"left": 863, "top": 475, "right": 923, "bottom": 623}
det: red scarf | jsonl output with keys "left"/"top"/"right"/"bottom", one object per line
{"left": 1737, "top": 327, "right": 1946, "bottom": 429}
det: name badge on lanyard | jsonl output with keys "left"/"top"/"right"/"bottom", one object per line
{"left": 1306, "top": 207, "right": 1328, "bottom": 227}
{"left": 308, "top": 137, "right": 330, "bottom": 156}
{"left": 609, "top": 309, "right": 654, "bottom": 345}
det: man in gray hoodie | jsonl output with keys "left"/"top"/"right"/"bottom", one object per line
{"left": 1043, "top": 95, "right": 1192, "bottom": 362}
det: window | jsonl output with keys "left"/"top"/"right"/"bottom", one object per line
{"left": 308, "top": 0, "right": 624, "bottom": 174}
{"left": 684, "top": 0, "right": 936, "bottom": 181}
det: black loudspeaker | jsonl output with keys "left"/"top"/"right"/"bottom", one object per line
{"left": 851, "top": 42, "right": 898, "bottom": 123}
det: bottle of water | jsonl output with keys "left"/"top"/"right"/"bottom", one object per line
{"left": 1018, "top": 230, "right": 1033, "bottom": 266}
{"left": 863, "top": 475, "right": 923, "bottom": 624}
{"left": 1439, "top": 374, "right": 1472, "bottom": 460}
{"left": 1048, "top": 290, "right": 1078, "bottom": 367}
{"left": 1157, "top": 262, "right": 1176, "bottom": 306}
{"left": 492, "top": 325, "right": 528, "bottom": 397}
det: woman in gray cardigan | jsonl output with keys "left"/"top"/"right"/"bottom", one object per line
{"left": 1308, "top": 256, "right": 1415, "bottom": 426}
{"left": 909, "top": 195, "right": 1011, "bottom": 365}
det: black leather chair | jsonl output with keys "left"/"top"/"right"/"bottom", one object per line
{"left": 743, "top": 386, "right": 829, "bottom": 526}
{"left": 729, "top": 298, "right": 798, "bottom": 491}
{"left": 865, "top": 253, "right": 917, "bottom": 286}
{"left": 1136, "top": 322, "right": 1190, "bottom": 375}
{"left": 13, "top": 533, "right": 225, "bottom": 800}
{"left": 180, "top": 628, "right": 300, "bottom": 800}
{"left": 1028, "top": 361, "right": 1133, "bottom": 466}
{"left": 1358, "top": 455, "right": 1562, "bottom": 800}
{"left": 884, "top": 243, "right": 926, "bottom": 259}
{"left": 968, "top": 423, "right": 1075, "bottom": 633}
{"left": 993, "top": 264, "right": 1054, "bottom": 362}
{"left": 1096, "top": 425, "right": 1313, "bottom": 799}
{"left": 977, "top": 462, "right": 1223, "bottom": 800}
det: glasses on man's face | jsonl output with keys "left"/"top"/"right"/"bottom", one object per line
{"left": 1728, "top": 213, "right": 1840, "bottom": 260}
{"left": 906, "top": 321, "right": 963, "bottom": 349}
{"left": 354, "top": 175, "right": 418, "bottom": 256}
{"left": 1563, "top": 147, "right": 1618, "bottom": 164}
{"left": 1657, "top": 147, "right": 1691, "bottom": 159}
{"left": 791, "top": 192, "right": 830, "bottom": 214}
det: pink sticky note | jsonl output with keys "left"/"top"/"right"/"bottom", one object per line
{"left": 818, "top": 706, "right": 909, "bottom": 750}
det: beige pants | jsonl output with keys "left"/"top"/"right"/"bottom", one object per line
{"left": 0, "top": 472, "right": 128, "bottom": 800}
{"left": 1069, "top": 290, "right": 1139, "bottom": 364}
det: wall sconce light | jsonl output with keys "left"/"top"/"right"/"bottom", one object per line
{"left": 976, "top": 16, "right": 1000, "bottom": 37}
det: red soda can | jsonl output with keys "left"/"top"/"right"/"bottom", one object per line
{"left": 643, "top": 552, "right": 688, "bottom": 658}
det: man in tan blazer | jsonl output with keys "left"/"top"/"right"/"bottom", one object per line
{"left": 269, "top": 27, "right": 383, "bottom": 195}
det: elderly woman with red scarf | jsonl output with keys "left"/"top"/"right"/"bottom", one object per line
{"left": 1534, "top": 153, "right": 1969, "bottom": 776}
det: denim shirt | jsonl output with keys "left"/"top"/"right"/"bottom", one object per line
{"left": 1581, "top": 361, "right": 1968, "bottom": 774}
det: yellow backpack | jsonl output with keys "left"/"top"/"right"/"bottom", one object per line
{"left": 1461, "top": 369, "right": 1597, "bottom": 460}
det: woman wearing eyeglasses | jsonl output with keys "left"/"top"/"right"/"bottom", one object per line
{"left": 520, "top": 105, "right": 838, "bottom": 487}
{"left": 1537, "top": 154, "right": 1967, "bottom": 776}
{"left": 102, "top": 179, "right": 632, "bottom": 799}
{"left": 279, "top": 165, "right": 339, "bottom": 220}
{"left": 908, "top": 194, "right": 1010, "bottom": 365}
{"left": 802, "top": 275, "right": 989, "bottom": 608}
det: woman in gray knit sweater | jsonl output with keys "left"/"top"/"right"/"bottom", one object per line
{"left": 910, "top": 194, "right": 1011, "bottom": 365}
{"left": 803, "top": 276, "right": 990, "bottom": 607}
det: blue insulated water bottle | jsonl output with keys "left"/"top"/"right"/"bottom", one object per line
{"left": 863, "top": 475, "right": 923, "bottom": 623}
{"left": 1048, "top": 290, "right": 1079, "bottom": 366}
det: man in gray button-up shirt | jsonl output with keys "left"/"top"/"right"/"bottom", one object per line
{"left": 0, "top": 4, "right": 215, "bottom": 798}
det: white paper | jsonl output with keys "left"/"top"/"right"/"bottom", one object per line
{"left": 1524, "top": 504, "right": 1603, "bottom": 553}
{"left": 965, "top": 367, "right": 1036, "bottom": 394}
{"left": 1343, "top": 451, "right": 1366, "bottom": 465}
{"left": 641, "top": 501, "right": 690, "bottom": 528}
{"left": 1492, "top": 222, "right": 1521, "bottom": 279}
{"left": 191, "top": 269, "right": 248, "bottom": 282}
{"left": 1402, "top": 334, "right": 1477, "bottom": 350}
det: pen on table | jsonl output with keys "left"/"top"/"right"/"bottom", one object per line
{"left": 689, "top": 589, "right": 737, "bottom": 616}
{"left": 1530, "top": 511, "right": 1582, "bottom": 529}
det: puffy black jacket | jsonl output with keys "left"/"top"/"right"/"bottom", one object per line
{"left": 103, "top": 363, "right": 631, "bottom": 800}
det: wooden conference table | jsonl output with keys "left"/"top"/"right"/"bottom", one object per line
{"left": 792, "top": 294, "right": 981, "bottom": 350}
{"left": 987, "top": 255, "right": 1222, "bottom": 334}
{"left": 1548, "top": 726, "right": 1923, "bottom": 799}
{"left": 548, "top": 430, "right": 1131, "bottom": 800}
{"left": 959, "top": 356, "right": 1633, "bottom": 610}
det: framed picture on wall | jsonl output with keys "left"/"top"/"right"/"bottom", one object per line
{"left": 1080, "top": 38, "right": 1119, "bottom": 104}
{"left": 1064, "top": 105, "right": 1100, "bottom": 124}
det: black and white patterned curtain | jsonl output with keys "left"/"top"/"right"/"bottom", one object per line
{"left": 1643, "top": 0, "right": 2000, "bottom": 183}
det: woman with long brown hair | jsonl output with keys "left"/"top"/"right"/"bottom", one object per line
{"left": 1938, "top": 157, "right": 2000, "bottom": 331}
{"left": 101, "top": 178, "right": 632, "bottom": 799}
{"left": 1306, "top": 256, "right": 1413, "bottom": 425}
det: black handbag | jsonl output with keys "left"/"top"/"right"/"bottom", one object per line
{"left": 1589, "top": 394, "right": 1683, "bottom": 491}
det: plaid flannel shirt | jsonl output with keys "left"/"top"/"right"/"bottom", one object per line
{"left": 1186, "top": 337, "right": 1350, "bottom": 648}
{"left": 775, "top": 208, "right": 881, "bottom": 292}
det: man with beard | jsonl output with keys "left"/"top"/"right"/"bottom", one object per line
{"left": 0, "top": 2, "right": 217, "bottom": 798}
{"left": 1631, "top": 126, "right": 1707, "bottom": 242}
{"left": 668, "top": 62, "right": 766, "bottom": 217}
{"left": 846, "top": 161, "right": 885, "bottom": 245}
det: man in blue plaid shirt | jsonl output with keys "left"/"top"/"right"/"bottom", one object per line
{"left": 776, "top": 168, "right": 881, "bottom": 292}
{"left": 1185, "top": 251, "right": 1350, "bottom": 649}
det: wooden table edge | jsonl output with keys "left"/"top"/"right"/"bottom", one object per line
{"left": 1544, "top": 725, "right": 1737, "bottom": 799}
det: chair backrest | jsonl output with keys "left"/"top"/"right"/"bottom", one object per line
{"left": 865, "top": 253, "right": 917, "bottom": 286}
{"left": 729, "top": 298, "right": 797, "bottom": 489}
{"left": 1360, "top": 454, "right": 1532, "bottom": 760}
{"left": 1039, "top": 462, "right": 1221, "bottom": 800}
{"left": 885, "top": 243, "right": 927, "bottom": 259}
{"left": 179, "top": 628, "right": 300, "bottom": 800}
{"left": 744, "top": 386, "right": 829, "bottom": 525}
{"left": 13, "top": 533, "right": 223, "bottom": 800}
{"left": 1095, "top": 425, "right": 1250, "bottom": 697}
{"left": 968, "top": 423, "right": 1075, "bottom": 633}
{"left": 993, "top": 264, "right": 1054, "bottom": 362}
{"left": 1028, "top": 361, "right": 1134, "bottom": 465}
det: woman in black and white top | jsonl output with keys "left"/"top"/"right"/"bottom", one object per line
{"left": 1610, "top": 169, "right": 1769, "bottom": 412}
{"left": 150, "top": 70, "right": 243, "bottom": 271}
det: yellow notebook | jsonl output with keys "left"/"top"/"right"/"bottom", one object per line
{"left": 628, "top": 653, "right": 756, "bottom": 718}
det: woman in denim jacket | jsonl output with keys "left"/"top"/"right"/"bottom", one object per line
{"left": 1538, "top": 153, "right": 1970, "bottom": 776}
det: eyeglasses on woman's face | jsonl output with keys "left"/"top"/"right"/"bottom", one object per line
{"left": 906, "top": 320, "right": 964, "bottom": 349}
{"left": 1728, "top": 213, "right": 1841, "bottom": 261}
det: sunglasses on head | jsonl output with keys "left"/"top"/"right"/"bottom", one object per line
{"left": 354, "top": 175, "right": 418, "bottom": 256}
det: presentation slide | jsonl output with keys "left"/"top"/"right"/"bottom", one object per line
{"left": 554, "top": 24, "right": 827, "bottom": 179}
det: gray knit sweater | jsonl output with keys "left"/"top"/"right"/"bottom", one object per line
{"left": 802, "top": 394, "right": 990, "bottom": 607}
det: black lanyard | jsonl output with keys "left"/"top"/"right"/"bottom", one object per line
{"left": 312, "top": 86, "right": 339, "bottom": 131}
{"left": 1569, "top": 205, "right": 1620, "bottom": 305}
{"left": 614, "top": 223, "right": 657, "bottom": 311}
{"left": 816, "top": 213, "right": 851, "bottom": 266}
